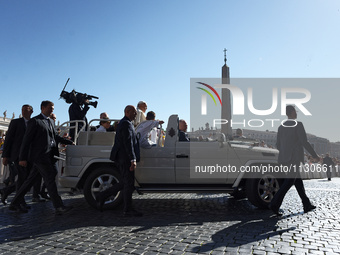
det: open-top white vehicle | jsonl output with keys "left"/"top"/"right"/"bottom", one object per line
{"left": 58, "top": 115, "right": 281, "bottom": 210}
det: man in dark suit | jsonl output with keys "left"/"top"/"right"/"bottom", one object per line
{"left": 178, "top": 119, "right": 190, "bottom": 142}
{"left": 96, "top": 105, "right": 142, "bottom": 217}
{"left": 323, "top": 154, "right": 335, "bottom": 181}
{"left": 9, "top": 101, "right": 74, "bottom": 214}
{"left": 269, "top": 105, "right": 319, "bottom": 216}
{"left": 1, "top": 105, "right": 34, "bottom": 206}
{"left": 68, "top": 94, "right": 90, "bottom": 141}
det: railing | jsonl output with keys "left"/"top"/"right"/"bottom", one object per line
{"left": 58, "top": 119, "right": 165, "bottom": 147}
{"left": 57, "top": 120, "right": 86, "bottom": 145}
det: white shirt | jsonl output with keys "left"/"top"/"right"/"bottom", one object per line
{"left": 96, "top": 125, "right": 107, "bottom": 132}
{"left": 136, "top": 120, "right": 160, "bottom": 148}
{"left": 23, "top": 117, "right": 29, "bottom": 127}
{"left": 134, "top": 109, "right": 146, "bottom": 127}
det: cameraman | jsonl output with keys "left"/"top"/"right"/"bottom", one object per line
{"left": 68, "top": 93, "right": 90, "bottom": 141}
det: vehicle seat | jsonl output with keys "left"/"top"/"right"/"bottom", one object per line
{"left": 77, "top": 131, "right": 115, "bottom": 146}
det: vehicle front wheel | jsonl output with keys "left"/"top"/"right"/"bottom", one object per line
{"left": 245, "top": 174, "right": 280, "bottom": 208}
{"left": 83, "top": 166, "right": 123, "bottom": 210}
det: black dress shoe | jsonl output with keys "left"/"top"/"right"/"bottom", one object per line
{"left": 304, "top": 204, "right": 316, "bottom": 213}
{"left": 123, "top": 209, "right": 143, "bottom": 217}
{"left": 55, "top": 205, "right": 73, "bottom": 215}
{"left": 0, "top": 189, "right": 7, "bottom": 205}
{"left": 32, "top": 197, "right": 46, "bottom": 203}
{"left": 40, "top": 192, "right": 51, "bottom": 200}
{"left": 268, "top": 204, "right": 283, "bottom": 216}
{"left": 9, "top": 204, "right": 28, "bottom": 213}
{"left": 95, "top": 194, "right": 105, "bottom": 212}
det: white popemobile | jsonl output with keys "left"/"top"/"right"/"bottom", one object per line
{"left": 58, "top": 115, "right": 281, "bottom": 210}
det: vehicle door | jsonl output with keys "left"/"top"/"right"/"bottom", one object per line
{"left": 134, "top": 115, "right": 179, "bottom": 184}
{"left": 135, "top": 146, "right": 176, "bottom": 183}
{"left": 175, "top": 139, "right": 231, "bottom": 184}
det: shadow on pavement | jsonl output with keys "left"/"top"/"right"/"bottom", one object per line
{"left": 0, "top": 191, "right": 293, "bottom": 250}
{"left": 193, "top": 214, "right": 294, "bottom": 253}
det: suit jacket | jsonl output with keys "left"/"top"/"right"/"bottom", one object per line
{"left": 19, "top": 114, "right": 73, "bottom": 163}
{"left": 2, "top": 118, "right": 26, "bottom": 162}
{"left": 178, "top": 130, "right": 190, "bottom": 142}
{"left": 323, "top": 156, "right": 334, "bottom": 167}
{"left": 110, "top": 116, "right": 140, "bottom": 163}
{"left": 277, "top": 120, "right": 317, "bottom": 164}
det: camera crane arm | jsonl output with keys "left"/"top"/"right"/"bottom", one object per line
{"left": 60, "top": 78, "right": 70, "bottom": 100}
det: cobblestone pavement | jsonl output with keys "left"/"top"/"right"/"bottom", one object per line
{"left": 0, "top": 178, "right": 340, "bottom": 255}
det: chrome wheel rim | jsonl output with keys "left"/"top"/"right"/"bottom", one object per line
{"left": 257, "top": 175, "right": 280, "bottom": 203}
{"left": 91, "top": 174, "right": 120, "bottom": 204}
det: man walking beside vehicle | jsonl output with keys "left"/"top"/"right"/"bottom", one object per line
{"left": 9, "top": 100, "right": 74, "bottom": 214}
{"left": 96, "top": 105, "right": 142, "bottom": 217}
{"left": 269, "top": 105, "right": 319, "bottom": 216}
{"left": 1, "top": 104, "right": 33, "bottom": 206}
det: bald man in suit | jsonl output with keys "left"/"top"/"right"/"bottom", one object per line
{"left": 96, "top": 105, "right": 142, "bottom": 217}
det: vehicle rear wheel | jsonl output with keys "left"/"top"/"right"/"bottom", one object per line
{"left": 83, "top": 166, "right": 123, "bottom": 209}
{"left": 245, "top": 174, "right": 280, "bottom": 208}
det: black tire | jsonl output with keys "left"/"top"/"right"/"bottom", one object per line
{"left": 83, "top": 166, "right": 123, "bottom": 209}
{"left": 245, "top": 174, "right": 280, "bottom": 208}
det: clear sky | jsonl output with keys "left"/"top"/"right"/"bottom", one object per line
{"left": 1, "top": 0, "right": 340, "bottom": 141}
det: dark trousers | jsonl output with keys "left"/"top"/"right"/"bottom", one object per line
{"left": 2, "top": 162, "right": 18, "bottom": 196}
{"left": 2, "top": 161, "right": 44, "bottom": 204}
{"left": 270, "top": 163, "right": 311, "bottom": 210}
{"left": 11, "top": 156, "right": 63, "bottom": 209}
{"left": 326, "top": 166, "right": 332, "bottom": 179}
{"left": 32, "top": 175, "right": 47, "bottom": 198}
{"left": 100, "top": 161, "right": 135, "bottom": 212}
{"left": 2, "top": 161, "right": 30, "bottom": 204}
{"left": 5, "top": 162, "right": 18, "bottom": 185}
{"left": 15, "top": 161, "right": 30, "bottom": 204}
{"left": 15, "top": 162, "right": 29, "bottom": 193}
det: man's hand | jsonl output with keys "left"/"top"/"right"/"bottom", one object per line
{"left": 19, "top": 160, "right": 27, "bottom": 167}
{"left": 130, "top": 161, "right": 136, "bottom": 171}
{"left": 2, "top": 157, "right": 8, "bottom": 166}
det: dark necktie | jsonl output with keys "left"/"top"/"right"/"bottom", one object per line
{"left": 45, "top": 118, "right": 51, "bottom": 130}
{"left": 45, "top": 118, "right": 56, "bottom": 148}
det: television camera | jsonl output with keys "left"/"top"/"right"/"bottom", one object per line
{"left": 59, "top": 78, "right": 98, "bottom": 108}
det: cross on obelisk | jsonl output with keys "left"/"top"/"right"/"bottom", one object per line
{"left": 221, "top": 48, "right": 232, "bottom": 137}
{"left": 223, "top": 48, "right": 227, "bottom": 64}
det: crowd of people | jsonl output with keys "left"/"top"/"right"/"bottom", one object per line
{"left": 1, "top": 100, "right": 334, "bottom": 218}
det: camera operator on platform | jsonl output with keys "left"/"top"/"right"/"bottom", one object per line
{"left": 68, "top": 93, "right": 90, "bottom": 141}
